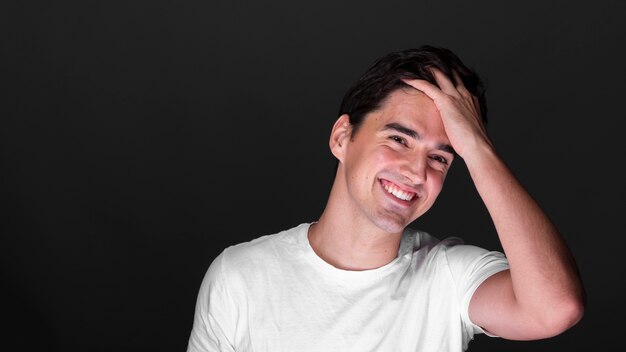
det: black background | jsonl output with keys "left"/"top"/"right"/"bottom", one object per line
{"left": 2, "top": 1, "right": 624, "bottom": 351}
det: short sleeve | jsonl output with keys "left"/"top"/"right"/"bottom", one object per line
{"left": 187, "top": 252, "right": 237, "bottom": 352}
{"left": 442, "top": 240, "right": 509, "bottom": 338}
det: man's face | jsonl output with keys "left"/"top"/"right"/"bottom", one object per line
{"left": 337, "top": 88, "right": 455, "bottom": 234}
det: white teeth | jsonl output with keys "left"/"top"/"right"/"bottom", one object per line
{"left": 383, "top": 183, "right": 415, "bottom": 201}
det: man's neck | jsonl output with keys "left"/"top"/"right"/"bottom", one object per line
{"left": 307, "top": 199, "right": 404, "bottom": 271}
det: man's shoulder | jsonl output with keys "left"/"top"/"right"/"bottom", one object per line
{"left": 403, "top": 227, "right": 461, "bottom": 252}
{"left": 406, "top": 227, "right": 507, "bottom": 275}
{"left": 218, "top": 222, "right": 309, "bottom": 270}
{"left": 405, "top": 227, "right": 484, "bottom": 259}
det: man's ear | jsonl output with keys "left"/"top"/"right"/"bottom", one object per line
{"left": 329, "top": 114, "right": 352, "bottom": 162}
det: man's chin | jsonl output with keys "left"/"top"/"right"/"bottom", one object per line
{"left": 371, "top": 214, "right": 412, "bottom": 234}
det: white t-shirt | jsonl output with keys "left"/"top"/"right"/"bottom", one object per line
{"left": 187, "top": 223, "right": 509, "bottom": 352}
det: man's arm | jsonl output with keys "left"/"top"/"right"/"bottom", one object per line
{"left": 403, "top": 71, "right": 585, "bottom": 340}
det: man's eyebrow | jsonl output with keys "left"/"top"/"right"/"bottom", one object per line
{"left": 383, "top": 122, "right": 456, "bottom": 155}
{"left": 383, "top": 122, "right": 418, "bottom": 139}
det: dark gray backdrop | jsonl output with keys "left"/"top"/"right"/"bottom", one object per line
{"left": 2, "top": 0, "right": 624, "bottom": 351}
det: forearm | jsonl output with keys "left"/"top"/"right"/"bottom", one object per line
{"left": 464, "top": 142, "right": 585, "bottom": 326}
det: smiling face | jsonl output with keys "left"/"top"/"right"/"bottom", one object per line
{"left": 331, "top": 87, "right": 455, "bottom": 234}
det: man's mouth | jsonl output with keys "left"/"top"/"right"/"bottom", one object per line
{"left": 380, "top": 179, "right": 417, "bottom": 202}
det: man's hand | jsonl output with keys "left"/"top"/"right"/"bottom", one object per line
{"left": 402, "top": 69, "right": 492, "bottom": 158}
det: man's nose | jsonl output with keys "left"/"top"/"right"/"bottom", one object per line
{"left": 402, "top": 153, "right": 427, "bottom": 185}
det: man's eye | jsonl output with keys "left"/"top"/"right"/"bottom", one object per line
{"left": 390, "top": 135, "right": 406, "bottom": 145}
{"left": 431, "top": 155, "right": 448, "bottom": 164}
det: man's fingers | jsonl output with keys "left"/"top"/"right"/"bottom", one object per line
{"left": 431, "top": 69, "right": 457, "bottom": 95}
{"left": 405, "top": 69, "right": 471, "bottom": 101}
{"left": 453, "top": 71, "right": 473, "bottom": 99}
{"left": 472, "top": 95, "right": 481, "bottom": 115}
{"left": 403, "top": 71, "right": 479, "bottom": 116}
{"left": 401, "top": 78, "right": 442, "bottom": 101}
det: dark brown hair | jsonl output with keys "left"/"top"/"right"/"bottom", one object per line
{"left": 338, "top": 45, "right": 488, "bottom": 136}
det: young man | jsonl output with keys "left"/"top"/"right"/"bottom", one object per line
{"left": 187, "top": 46, "right": 585, "bottom": 351}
